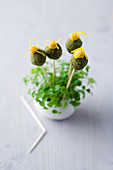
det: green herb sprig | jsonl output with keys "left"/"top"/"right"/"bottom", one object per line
{"left": 23, "top": 59, "right": 96, "bottom": 114}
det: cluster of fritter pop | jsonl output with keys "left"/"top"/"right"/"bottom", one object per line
{"left": 24, "top": 31, "right": 88, "bottom": 70}
{"left": 24, "top": 37, "right": 62, "bottom": 66}
{"left": 66, "top": 31, "right": 88, "bottom": 70}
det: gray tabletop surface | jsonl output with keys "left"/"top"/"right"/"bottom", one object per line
{"left": 0, "top": 0, "right": 113, "bottom": 169}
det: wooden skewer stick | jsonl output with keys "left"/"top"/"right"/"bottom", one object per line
{"left": 53, "top": 60, "right": 55, "bottom": 78}
{"left": 68, "top": 62, "right": 71, "bottom": 78}
{"left": 42, "top": 66, "right": 51, "bottom": 87}
{"left": 62, "top": 68, "right": 75, "bottom": 100}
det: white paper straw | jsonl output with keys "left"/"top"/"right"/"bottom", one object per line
{"left": 28, "top": 130, "right": 46, "bottom": 153}
{"left": 20, "top": 95, "right": 47, "bottom": 153}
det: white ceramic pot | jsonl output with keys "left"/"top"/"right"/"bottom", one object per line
{"left": 34, "top": 100, "right": 75, "bottom": 120}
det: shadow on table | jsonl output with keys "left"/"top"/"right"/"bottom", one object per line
{"left": 60, "top": 107, "right": 100, "bottom": 128}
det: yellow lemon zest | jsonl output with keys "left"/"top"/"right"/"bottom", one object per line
{"left": 24, "top": 38, "right": 45, "bottom": 57}
{"left": 44, "top": 37, "right": 62, "bottom": 49}
{"left": 70, "top": 31, "right": 87, "bottom": 41}
{"left": 71, "top": 48, "right": 88, "bottom": 60}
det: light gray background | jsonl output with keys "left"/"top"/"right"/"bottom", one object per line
{"left": 0, "top": 0, "right": 113, "bottom": 169}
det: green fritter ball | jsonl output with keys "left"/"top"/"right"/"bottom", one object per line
{"left": 70, "top": 54, "right": 88, "bottom": 70}
{"left": 65, "top": 38, "right": 82, "bottom": 54}
{"left": 30, "top": 48, "right": 46, "bottom": 66}
{"left": 45, "top": 43, "right": 62, "bottom": 60}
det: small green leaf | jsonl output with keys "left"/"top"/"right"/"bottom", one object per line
{"left": 48, "top": 88, "right": 53, "bottom": 92}
{"left": 54, "top": 85, "right": 60, "bottom": 91}
{"left": 23, "top": 76, "right": 29, "bottom": 85}
{"left": 88, "top": 78, "right": 96, "bottom": 85}
{"left": 57, "top": 102, "right": 62, "bottom": 107}
{"left": 47, "top": 102, "right": 53, "bottom": 107}
{"left": 43, "top": 106, "right": 48, "bottom": 110}
{"left": 86, "top": 89, "right": 91, "bottom": 93}
{"left": 82, "top": 85, "right": 86, "bottom": 90}
{"left": 79, "top": 90, "right": 85, "bottom": 99}
{"left": 70, "top": 101, "right": 81, "bottom": 107}
{"left": 63, "top": 102, "right": 68, "bottom": 108}
{"left": 85, "top": 65, "right": 90, "bottom": 72}
{"left": 47, "top": 91, "right": 53, "bottom": 96}
{"left": 61, "top": 86, "right": 67, "bottom": 94}
{"left": 57, "top": 59, "right": 62, "bottom": 62}
{"left": 28, "top": 89, "right": 31, "bottom": 95}
{"left": 45, "top": 61, "right": 49, "bottom": 64}
{"left": 45, "top": 66, "right": 50, "bottom": 71}
{"left": 74, "top": 80, "right": 82, "bottom": 86}
{"left": 36, "top": 90, "right": 44, "bottom": 98}
{"left": 74, "top": 101, "right": 81, "bottom": 106}
{"left": 39, "top": 100, "right": 44, "bottom": 106}
{"left": 32, "top": 78, "right": 39, "bottom": 85}
{"left": 52, "top": 109, "right": 61, "bottom": 114}
{"left": 47, "top": 88, "right": 54, "bottom": 95}
{"left": 32, "top": 91, "right": 36, "bottom": 98}
{"left": 39, "top": 84, "right": 46, "bottom": 90}
{"left": 60, "top": 72, "right": 67, "bottom": 78}
{"left": 73, "top": 91, "right": 80, "bottom": 100}
{"left": 31, "top": 68, "right": 39, "bottom": 74}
